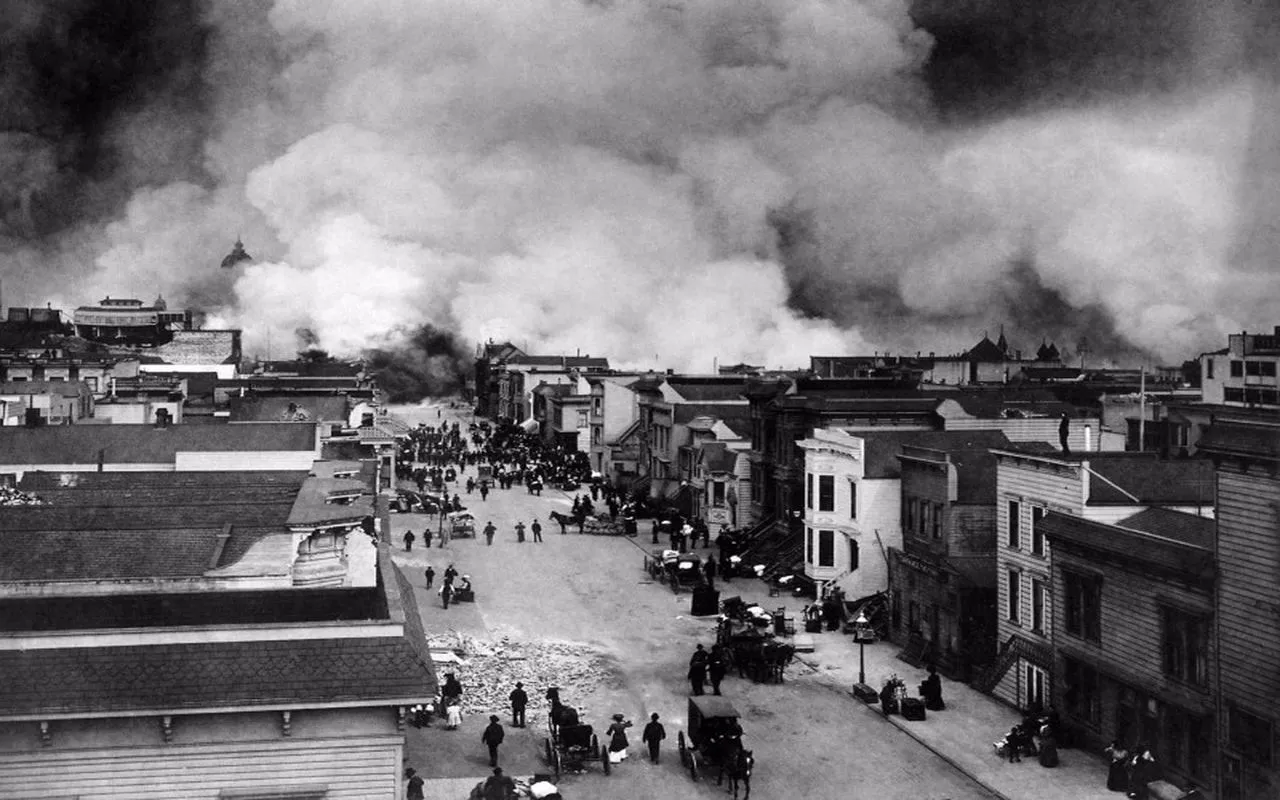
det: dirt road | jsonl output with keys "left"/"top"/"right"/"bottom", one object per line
{"left": 388, "top": 401, "right": 994, "bottom": 800}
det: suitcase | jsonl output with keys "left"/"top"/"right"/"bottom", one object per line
{"left": 901, "top": 697, "right": 927, "bottom": 721}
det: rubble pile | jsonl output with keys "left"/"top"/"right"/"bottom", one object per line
{"left": 0, "top": 485, "right": 44, "bottom": 506}
{"left": 582, "top": 514, "right": 625, "bottom": 535}
{"left": 429, "top": 632, "right": 612, "bottom": 723}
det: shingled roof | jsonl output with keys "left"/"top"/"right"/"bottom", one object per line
{"left": 860, "top": 430, "right": 1012, "bottom": 480}
{"left": 0, "top": 422, "right": 317, "bottom": 466}
{"left": 1039, "top": 511, "right": 1214, "bottom": 584}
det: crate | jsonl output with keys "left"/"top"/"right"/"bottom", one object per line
{"left": 901, "top": 697, "right": 927, "bottom": 721}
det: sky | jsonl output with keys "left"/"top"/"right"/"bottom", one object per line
{"left": 1, "top": 0, "right": 1277, "bottom": 371}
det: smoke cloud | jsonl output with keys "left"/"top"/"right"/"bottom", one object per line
{"left": 3, "top": 0, "right": 1278, "bottom": 373}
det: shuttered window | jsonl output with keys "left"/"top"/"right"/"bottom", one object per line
{"left": 818, "top": 475, "right": 835, "bottom": 512}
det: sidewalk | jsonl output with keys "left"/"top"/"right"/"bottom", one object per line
{"left": 724, "top": 578, "right": 1120, "bottom": 800}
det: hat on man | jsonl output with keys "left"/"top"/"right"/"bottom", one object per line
{"left": 612, "top": 713, "right": 625, "bottom": 721}
{"left": 490, "top": 714, "right": 500, "bottom": 722}
{"left": 651, "top": 713, "right": 660, "bottom": 721}
{"left": 515, "top": 682, "right": 523, "bottom": 688}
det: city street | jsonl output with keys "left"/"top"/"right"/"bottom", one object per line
{"left": 387, "top": 401, "right": 996, "bottom": 800}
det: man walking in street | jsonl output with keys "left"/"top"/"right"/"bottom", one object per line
{"left": 480, "top": 482, "right": 490, "bottom": 501}
{"left": 425, "top": 565, "right": 435, "bottom": 589}
{"left": 481, "top": 715, "right": 505, "bottom": 767}
{"left": 515, "top": 521, "right": 526, "bottom": 543}
{"left": 709, "top": 644, "right": 728, "bottom": 696}
{"left": 403, "top": 530, "right": 415, "bottom": 551}
{"left": 531, "top": 519, "right": 543, "bottom": 542}
{"left": 441, "top": 581, "right": 452, "bottom": 610}
{"left": 509, "top": 682, "right": 528, "bottom": 728}
{"left": 704, "top": 554, "right": 717, "bottom": 588}
{"left": 423, "top": 527, "right": 433, "bottom": 549}
{"left": 406, "top": 767, "right": 425, "bottom": 800}
{"left": 688, "top": 644, "right": 709, "bottom": 696}
{"left": 484, "top": 521, "right": 496, "bottom": 546}
{"left": 642, "top": 713, "right": 666, "bottom": 763}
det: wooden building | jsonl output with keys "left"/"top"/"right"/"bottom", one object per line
{"left": 1040, "top": 509, "right": 1216, "bottom": 794}
{"left": 1198, "top": 417, "right": 1280, "bottom": 800}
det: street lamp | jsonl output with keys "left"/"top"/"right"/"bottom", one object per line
{"left": 854, "top": 611, "right": 873, "bottom": 685}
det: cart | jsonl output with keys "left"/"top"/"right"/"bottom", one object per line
{"left": 678, "top": 696, "right": 748, "bottom": 782}
{"left": 543, "top": 688, "right": 610, "bottom": 781}
{"left": 447, "top": 510, "right": 476, "bottom": 539}
{"left": 668, "top": 553, "right": 704, "bottom": 594}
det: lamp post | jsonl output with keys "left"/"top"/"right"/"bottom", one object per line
{"left": 855, "top": 611, "right": 872, "bottom": 685}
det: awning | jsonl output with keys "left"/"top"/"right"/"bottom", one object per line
{"left": 520, "top": 418, "right": 539, "bottom": 433}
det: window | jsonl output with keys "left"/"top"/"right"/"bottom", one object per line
{"left": 1205, "top": 358, "right": 1214, "bottom": 380}
{"left": 932, "top": 503, "right": 943, "bottom": 539}
{"left": 891, "top": 589, "right": 901, "bottom": 630}
{"left": 1244, "top": 360, "right": 1277, "bottom": 377}
{"left": 1032, "top": 578, "right": 1045, "bottom": 633}
{"left": 1224, "top": 387, "right": 1245, "bottom": 403}
{"left": 85, "top": 376, "right": 99, "bottom": 391}
{"left": 1162, "top": 705, "right": 1210, "bottom": 781}
{"left": 1230, "top": 360, "right": 1243, "bottom": 377}
{"left": 1007, "top": 570, "right": 1020, "bottom": 623}
{"left": 1228, "top": 706, "right": 1274, "bottom": 766}
{"left": 1062, "top": 657, "right": 1100, "bottom": 726}
{"left": 806, "top": 474, "right": 814, "bottom": 509}
{"left": 818, "top": 475, "right": 835, "bottom": 512}
{"left": 806, "top": 528, "right": 814, "bottom": 564}
{"left": 848, "top": 480, "right": 858, "bottom": 519}
{"left": 593, "top": 396, "right": 602, "bottom": 414}
{"left": 818, "top": 529, "right": 834, "bottom": 567}
{"left": 712, "top": 481, "right": 725, "bottom": 507}
{"left": 1064, "top": 570, "right": 1101, "bottom": 642}
{"left": 919, "top": 502, "right": 930, "bottom": 536}
{"left": 1162, "top": 607, "right": 1208, "bottom": 687}
{"left": 849, "top": 538, "right": 859, "bottom": 571}
{"left": 1031, "top": 507, "right": 1046, "bottom": 556}
{"left": 1007, "top": 500, "right": 1020, "bottom": 548}
{"left": 591, "top": 425, "right": 602, "bottom": 445}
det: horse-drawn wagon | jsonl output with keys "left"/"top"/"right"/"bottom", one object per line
{"left": 543, "top": 687, "right": 610, "bottom": 781}
{"left": 642, "top": 550, "right": 705, "bottom": 593}
{"left": 447, "top": 510, "right": 476, "bottom": 539}
{"left": 677, "top": 696, "right": 753, "bottom": 798}
{"left": 717, "top": 606, "right": 797, "bottom": 684}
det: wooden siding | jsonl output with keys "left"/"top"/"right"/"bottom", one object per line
{"left": 943, "top": 418, "right": 1106, "bottom": 451}
{"left": 0, "top": 736, "right": 402, "bottom": 799}
{"left": 1053, "top": 547, "right": 1215, "bottom": 717}
{"left": 1215, "top": 467, "right": 1280, "bottom": 718}
{"left": 996, "top": 457, "right": 1084, "bottom": 647}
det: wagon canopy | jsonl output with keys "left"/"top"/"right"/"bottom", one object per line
{"left": 689, "top": 695, "right": 739, "bottom": 720}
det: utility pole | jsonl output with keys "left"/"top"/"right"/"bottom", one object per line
{"left": 1138, "top": 365, "right": 1146, "bottom": 452}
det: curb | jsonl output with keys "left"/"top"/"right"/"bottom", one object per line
{"left": 848, "top": 690, "right": 1014, "bottom": 800}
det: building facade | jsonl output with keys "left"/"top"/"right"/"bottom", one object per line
{"left": 1199, "top": 326, "right": 1280, "bottom": 409}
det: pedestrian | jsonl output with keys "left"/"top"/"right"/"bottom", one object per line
{"left": 444, "top": 564, "right": 458, "bottom": 585}
{"left": 708, "top": 645, "right": 727, "bottom": 696}
{"left": 403, "top": 530, "right": 416, "bottom": 551}
{"left": 441, "top": 581, "right": 452, "bottom": 609}
{"left": 515, "top": 521, "right": 526, "bottom": 543}
{"left": 701, "top": 523, "right": 711, "bottom": 548}
{"left": 484, "top": 521, "right": 496, "bottom": 546}
{"left": 423, "top": 527, "right": 433, "bottom": 548}
{"left": 466, "top": 477, "right": 475, "bottom": 495}
{"left": 688, "top": 644, "right": 709, "bottom": 696}
{"left": 480, "top": 482, "right": 489, "bottom": 501}
{"left": 590, "top": 483, "right": 600, "bottom": 501}
{"left": 605, "top": 713, "right": 632, "bottom": 763}
{"left": 509, "top": 682, "right": 528, "bottom": 728}
{"left": 481, "top": 715, "right": 505, "bottom": 767}
{"left": 921, "top": 663, "right": 945, "bottom": 710}
{"left": 641, "top": 712, "right": 666, "bottom": 764}
{"left": 406, "top": 767, "right": 425, "bottom": 800}
{"left": 446, "top": 698, "right": 463, "bottom": 730}
{"left": 1105, "top": 740, "right": 1131, "bottom": 791}
{"left": 442, "top": 672, "right": 463, "bottom": 705}
{"left": 531, "top": 519, "right": 543, "bottom": 542}
{"left": 651, "top": 520, "right": 659, "bottom": 544}
{"left": 425, "top": 565, "right": 435, "bottom": 589}
{"left": 481, "top": 767, "right": 515, "bottom": 800}
{"left": 571, "top": 496, "right": 581, "bottom": 517}
{"left": 704, "top": 554, "right": 717, "bottom": 588}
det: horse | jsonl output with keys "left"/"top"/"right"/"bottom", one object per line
{"left": 549, "top": 511, "right": 577, "bottom": 534}
{"left": 544, "top": 687, "right": 580, "bottom": 737}
{"left": 718, "top": 747, "right": 753, "bottom": 800}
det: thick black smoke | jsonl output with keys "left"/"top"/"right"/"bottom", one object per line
{"left": 0, "top": 0, "right": 212, "bottom": 238}
{"left": 364, "top": 325, "right": 471, "bottom": 403}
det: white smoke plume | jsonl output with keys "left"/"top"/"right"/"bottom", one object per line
{"left": 6, "top": 0, "right": 1278, "bottom": 369}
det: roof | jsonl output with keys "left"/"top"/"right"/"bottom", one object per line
{"left": 0, "top": 422, "right": 317, "bottom": 466}
{"left": 722, "top": 416, "right": 752, "bottom": 438}
{"left": 674, "top": 403, "right": 753, "bottom": 425}
{"left": 0, "top": 380, "right": 91, "bottom": 397}
{"left": 665, "top": 378, "right": 748, "bottom": 402}
{"left": 111, "top": 330, "right": 241, "bottom": 366}
{"left": 228, "top": 395, "right": 350, "bottom": 423}
{"left": 937, "top": 388, "right": 1081, "bottom": 419}
{"left": 506, "top": 355, "right": 609, "bottom": 369}
{"left": 689, "top": 694, "right": 739, "bottom": 719}
{"left": 1087, "top": 457, "right": 1214, "bottom": 505}
{"left": 859, "top": 430, "right": 1012, "bottom": 480}
{"left": 1197, "top": 419, "right": 1280, "bottom": 464}
{"left": 699, "top": 442, "right": 738, "bottom": 474}
{"left": 1118, "top": 507, "right": 1215, "bottom": 549}
{"left": 965, "top": 336, "right": 1007, "bottom": 362}
{"left": 1039, "top": 511, "right": 1213, "bottom": 582}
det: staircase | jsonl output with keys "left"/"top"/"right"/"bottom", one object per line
{"left": 971, "top": 634, "right": 1051, "bottom": 695}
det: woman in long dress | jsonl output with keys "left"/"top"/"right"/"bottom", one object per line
{"left": 1104, "top": 741, "right": 1130, "bottom": 791}
{"left": 606, "top": 714, "right": 632, "bottom": 763}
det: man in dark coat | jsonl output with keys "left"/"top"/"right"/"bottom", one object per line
{"left": 403, "top": 530, "right": 415, "bottom": 551}
{"left": 425, "top": 566, "right": 435, "bottom": 589}
{"left": 688, "top": 644, "right": 709, "bottom": 696}
{"left": 531, "top": 520, "right": 543, "bottom": 542}
{"left": 708, "top": 645, "right": 728, "bottom": 696}
{"left": 704, "top": 555, "right": 717, "bottom": 588}
{"left": 481, "top": 715, "right": 506, "bottom": 767}
{"left": 642, "top": 713, "right": 666, "bottom": 763}
{"left": 482, "top": 767, "right": 515, "bottom": 800}
{"left": 406, "top": 767, "right": 425, "bottom": 800}
{"left": 509, "top": 682, "right": 528, "bottom": 728}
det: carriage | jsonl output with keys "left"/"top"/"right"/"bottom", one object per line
{"left": 717, "top": 610, "right": 797, "bottom": 684}
{"left": 678, "top": 696, "right": 753, "bottom": 798}
{"left": 543, "top": 687, "right": 610, "bottom": 781}
{"left": 642, "top": 550, "right": 705, "bottom": 593}
{"left": 447, "top": 510, "right": 476, "bottom": 538}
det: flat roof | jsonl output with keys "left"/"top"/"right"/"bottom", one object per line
{"left": 0, "top": 422, "right": 317, "bottom": 466}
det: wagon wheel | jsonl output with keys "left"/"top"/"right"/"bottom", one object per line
{"left": 677, "top": 731, "right": 688, "bottom": 767}
{"left": 689, "top": 749, "right": 700, "bottom": 781}
{"left": 602, "top": 743, "right": 612, "bottom": 775}
{"left": 552, "top": 746, "right": 563, "bottom": 782}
